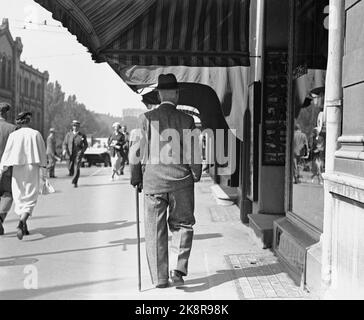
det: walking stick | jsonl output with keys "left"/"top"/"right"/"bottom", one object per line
{"left": 135, "top": 186, "right": 142, "bottom": 292}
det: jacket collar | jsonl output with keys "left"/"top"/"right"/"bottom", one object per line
{"left": 159, "top": 101, "right": 176, "bottom": 109}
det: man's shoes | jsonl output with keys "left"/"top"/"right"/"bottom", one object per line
{"left": 16, "top": 221, "right": 24, "bottom": 240}
{"left": 0, "top": 219, "right": 4, "bottom": 236}
{"left": 155, "top": 282, "right": 169, "bottom": 289}
{"left": 24, "top": 222, "right": 30, "bottom": 236}
{"left": 170, "top": 270, "right": 184, "bottom": 287}
{"left": 73, "top": 183, "right": 78, "bottom": 188}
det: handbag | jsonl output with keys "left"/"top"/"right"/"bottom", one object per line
{"left": 39, "top": 178, "right": 56, "bottom": 195}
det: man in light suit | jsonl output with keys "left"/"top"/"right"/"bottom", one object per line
{"left": 130, "top": 74, "right": 202, "bottom": 288}
{"left": 62, "top": 120, "right": 88, "bottom": 187}
{"left": 0, "top": 102, "right": 16, "bottom": 235}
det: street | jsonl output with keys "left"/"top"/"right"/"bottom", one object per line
{"left": 0, "top": 164, "right": 312, "bottom": 300}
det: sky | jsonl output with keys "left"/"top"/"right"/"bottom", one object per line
{"left": 0, "top": 0, "right": 146, "bottom": 117}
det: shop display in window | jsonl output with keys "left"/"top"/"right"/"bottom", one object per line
{"left": 262, "top": 51, "right": 288, "bottom": 166}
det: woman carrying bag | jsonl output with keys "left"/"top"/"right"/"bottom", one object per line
{"left": 0, "top": 112, "right": 47, "bottom": 240}
{"left": 108, "top": 122, "right": 126, "bottom": 180}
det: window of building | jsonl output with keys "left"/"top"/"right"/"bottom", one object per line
{"left": 1, "top": 56, "right": 6, "bottom": 88}
{"left": 289, "top": 0, "right": 329, "bottom": 232}
{"left": 30, "top": 81, "right": 35, "bottom": 98}
{"left": 37, "top": 112, "right": 41, "bottom": 130}
{"left": 7, "top": 59, "right": 12, "bottom": 90}
{"left": 37, "top": 84, "right": 41, "bottom": 100}
{"left": 24, "top": 78, "right": 29, "bottom": 96}
{"left": 18, "top": 75, "right": 21, "bottom": 92}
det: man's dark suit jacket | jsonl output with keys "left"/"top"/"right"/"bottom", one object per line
{"left": 46, "top": 135, "right": 57, "bottom": 156}
{"left": 130, "top": 102, "right": 202, "bottom": 194}
{"left": 62, "top": 131, "right": 88, "bottom": 157}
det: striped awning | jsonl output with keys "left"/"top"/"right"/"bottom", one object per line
{"left": 34, "top": 0, "right": 251, "bottom": 140}
{"left": 34, "top": 0, "right": 250, "bottom": 67}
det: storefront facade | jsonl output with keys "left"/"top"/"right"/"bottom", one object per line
{"left": 321, "top": 0, "right": 364, "bottom": 298}
{"left": 239, "top": 0, "right": 331, "bottom": 291}
{"left": 243, "top": 0, "right": 364, "bottom": 298}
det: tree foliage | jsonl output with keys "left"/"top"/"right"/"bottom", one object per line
{"left": 44, "top": 81, "right": 144, "bottom": 151}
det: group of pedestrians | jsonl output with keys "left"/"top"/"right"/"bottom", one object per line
{"left": 0, "top": 101, "right": 92, "bottom": 239}
{"left": 0, "top": 102, "right": 132, "bottom": 240}
{"left": 1, "top": 73, "right": 203, "bottom": 289}
{"left": 49, "top": 121, "right": 130, "bottom": 183}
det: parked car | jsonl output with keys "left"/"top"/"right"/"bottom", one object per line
{"left": 82, "top": 145, "right": 111, "bottom": 167}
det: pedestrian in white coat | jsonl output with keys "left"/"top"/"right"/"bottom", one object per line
{"left": 0, "top": 112, "right": 47, "bottom": 240}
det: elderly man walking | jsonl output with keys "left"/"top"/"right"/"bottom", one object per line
{"left": 130, "top": 74, "right": 202, "bottom": 288}
{"left": 62, "top": 120, "right": 88, "bottom": 187}
{"left": 0, "top": 103, "right": 16, "bottom": 235}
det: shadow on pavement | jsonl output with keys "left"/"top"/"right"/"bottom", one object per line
{"left": 0, "top": 233, "right": 223, "bottom": 262}
{"left": 76, "top": 181, "right": 129, "bottom": 188}
{"left": 180, "top": 264, "right": 283, "bottom": 293}
{"left": 26, "top": 220, "right": 136, "bottom": 241}
{"left": 4, "top": 215, "right": 60, "bottom": 223}
{"left": 0, "top": 257, "right": 39, "bottom": 267}
{"left": 0, "top": 243, "right": 121, "bottom": 262}
{"left": 109, "top": 233, "right": 223, "bottom": 251}
{"left": 0, "top": 278, "right": 121, "bottom": 300}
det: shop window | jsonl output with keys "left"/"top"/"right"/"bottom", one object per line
{"left": 289, "top": 0, "right": 329, "bottom": 232}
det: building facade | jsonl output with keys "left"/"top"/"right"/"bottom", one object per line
{"left": 0, "top": 18, "right": 48, "bottom": 135}
{"left": 236, "top": 0, "right": 330, "bottom": 292}
{"left": 122, "top": 108, "right": 145, "bottom": 118}
{"left": 237, "top": 0, "right": 364, "bottom": 298}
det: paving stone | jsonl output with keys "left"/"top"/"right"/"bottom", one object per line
{"left": 209, "top": 205, "right": 241, "bottom": 222}
{"left": 225, "top": 253, "right": 309, "bottom": 300}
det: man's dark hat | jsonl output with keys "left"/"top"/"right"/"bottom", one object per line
{"left": 155, "top": 73, "right": 180, "bottom": 90}
{"left": 302, "top": 97, "right": 312, "bottom": 108}
{"left": 0, "top": 102, "right": 11, "bottom": 113}
{"left": 16, "top": 111, "right": 32, "bottom": 121}
{"left": 311, "top": 86, "right": 325, "bottom": 95}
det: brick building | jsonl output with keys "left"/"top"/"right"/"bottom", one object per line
{"left": 0, "top": 18, "right": 48, "bottom": 135}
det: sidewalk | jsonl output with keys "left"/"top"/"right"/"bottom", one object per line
{"left": 133, "top": 175, "right": 313, "bottom": 300}
{"left": 0, "top": 168, "right": 313, "bottom": 300}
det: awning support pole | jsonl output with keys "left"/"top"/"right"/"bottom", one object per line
{"left": 254, "top": 0, "right": 265, "bottom": 82}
